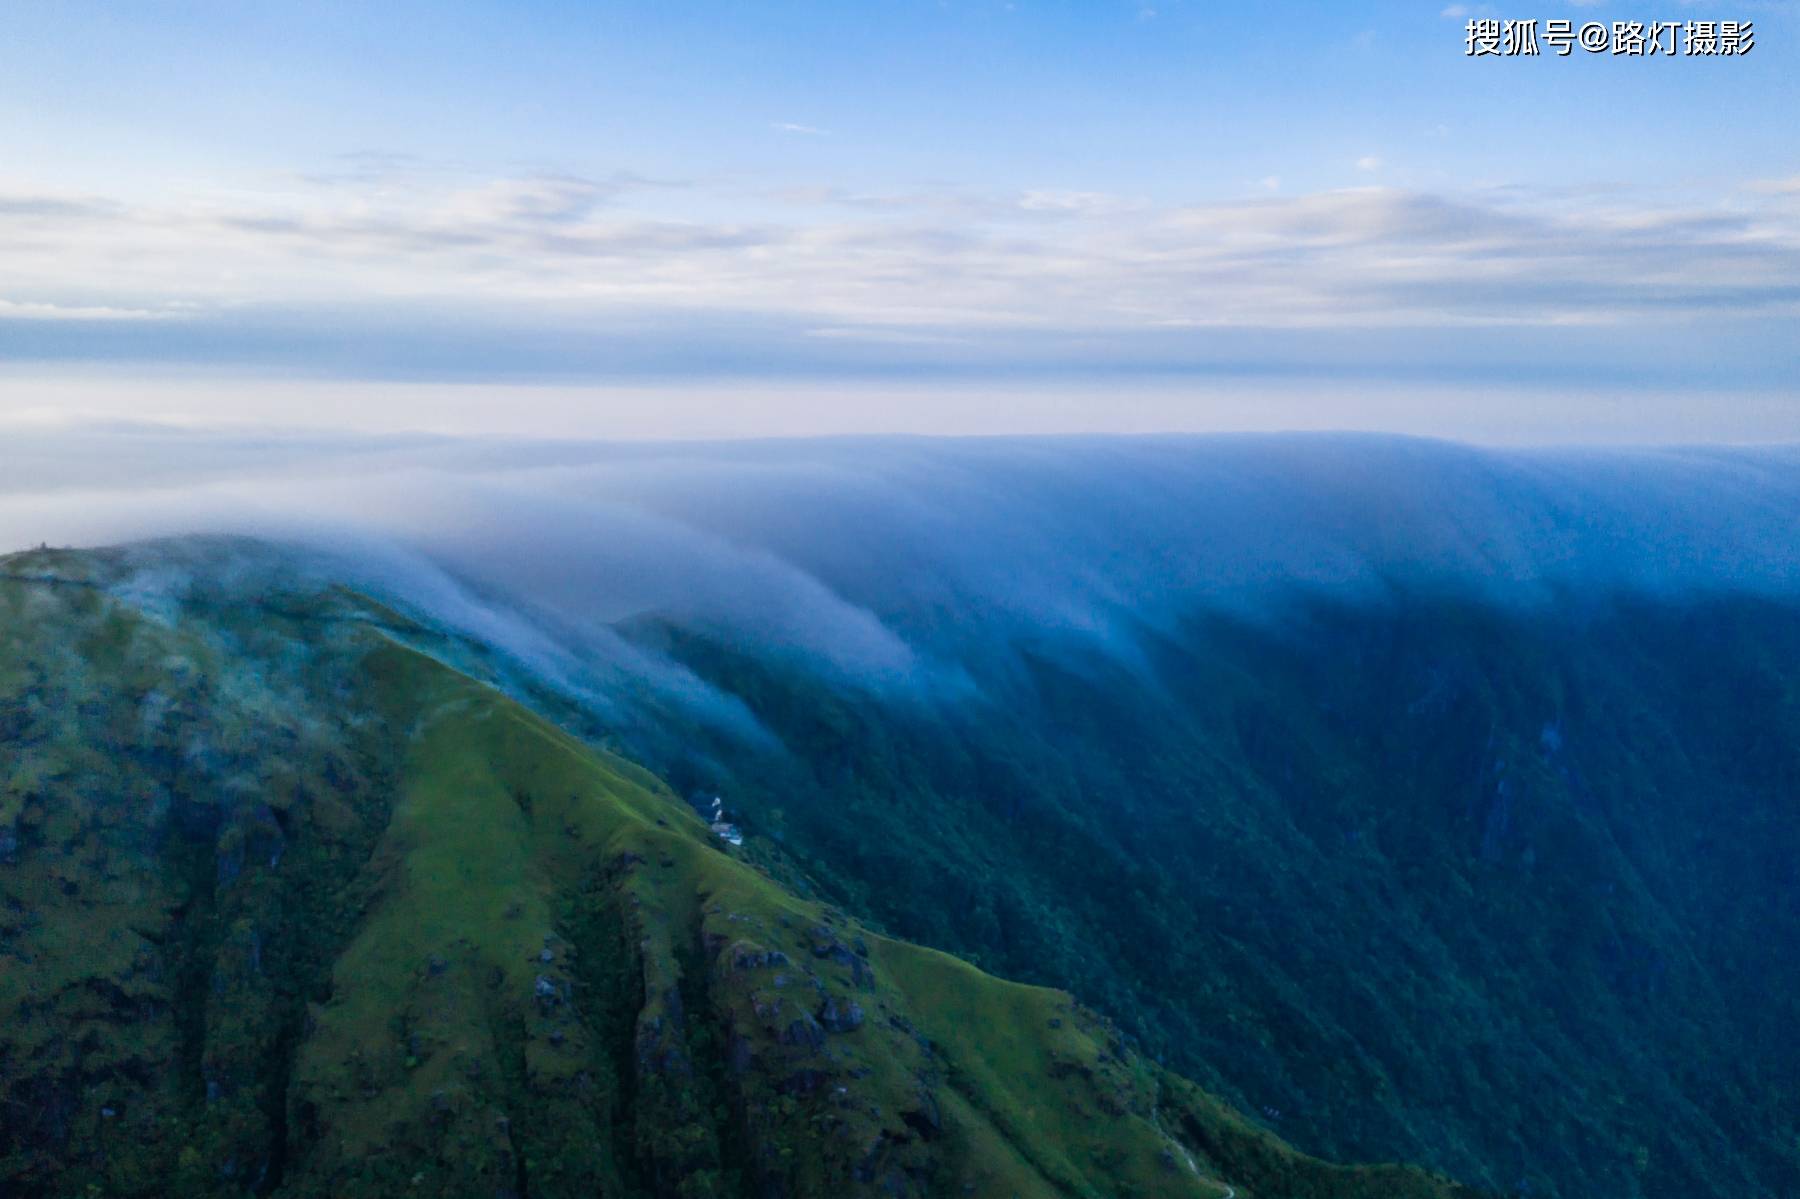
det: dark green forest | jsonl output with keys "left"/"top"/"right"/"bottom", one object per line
{"left": 624, "top": 591, "right": 1800, "bottom": 1199}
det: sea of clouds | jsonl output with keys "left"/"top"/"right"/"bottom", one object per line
{"left": 5, "top": 420, "right": 1799, "bottom": 729}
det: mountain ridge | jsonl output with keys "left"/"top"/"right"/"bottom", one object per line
{"left": 0, "top": 543, "right": 1483, "bottom": 1199}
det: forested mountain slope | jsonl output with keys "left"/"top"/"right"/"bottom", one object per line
{"left": 622, "top": 592, "right": 1800, "bottom": 1199}
{"left": 6, "top": 432, "right": 1798, "bottom": 1199}
{"left": 0, "top": 546, "right": 1480, "bottom": 1199}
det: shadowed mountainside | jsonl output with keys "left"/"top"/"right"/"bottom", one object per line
{"left": 619, "top": 589, "right": 1800, "bottom": 1199}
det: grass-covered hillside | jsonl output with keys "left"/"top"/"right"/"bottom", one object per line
{"left": 625, "top": 594, "right": 1800, "bottom": 1199}
{"left": 0, "top": 543, "right": 1481, "bottom": 1199}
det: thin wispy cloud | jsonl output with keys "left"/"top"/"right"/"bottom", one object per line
{"left": 0, "top": 163, "right": 1796, "bottom": 384}
{"left": 1017, "top": 189, "right": 1140, "bottom": 216}
{"left": 0, "top": 299, "right": 177, "bottom": 322}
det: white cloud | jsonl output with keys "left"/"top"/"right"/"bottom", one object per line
{"left": 1, "top": 166, "right": 1796, "bottom": 349}
{"left": 1356, "top": 156, "right": 1383, "bottom": 173}
{"left": 0, "top": 299, "right": 177, "bottom": 321}
{"left": 802, "top": 325, "right": 971, "bottom": 345}
{"left": 1017, "top": 189, "right": 1136, "bottom": 216}
{"left": 773, "top": 122, "right": 828, "bottom": 136}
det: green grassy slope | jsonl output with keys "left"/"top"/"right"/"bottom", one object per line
{"left": 0, "top": 545, "right": 1479, "bottom": 1199}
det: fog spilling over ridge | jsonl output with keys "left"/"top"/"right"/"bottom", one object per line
{"left": 6, "top": 422, "right": 1800, "bottom": 718}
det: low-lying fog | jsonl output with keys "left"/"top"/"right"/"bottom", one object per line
{"left": 6, "top": 420, "right": 1799, "bottom": 729}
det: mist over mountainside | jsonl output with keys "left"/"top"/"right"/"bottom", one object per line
{"left": 8, "top": 424, "right": 1800, "bottom": 678}
{"left": 5, "top": 426, "right": 1800, "bottom": 1198}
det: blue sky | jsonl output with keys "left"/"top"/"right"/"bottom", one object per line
{"left": 1, "top": 0, "right": 1796, "bottom": 439}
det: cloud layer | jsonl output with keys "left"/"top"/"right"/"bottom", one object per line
{"left": 2, "top": 162, "right": 1797, "bottom": 388}
{"left": 5, "top": 425, "right": 1800, "bottom": 736}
